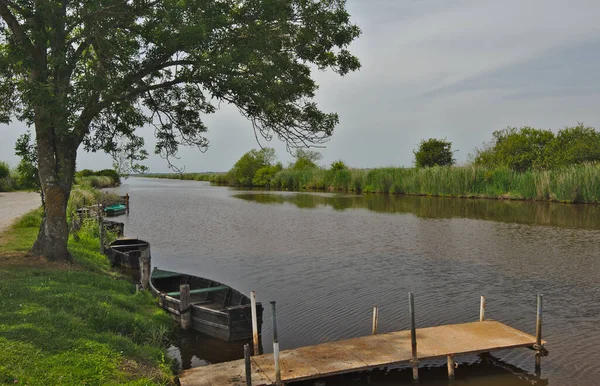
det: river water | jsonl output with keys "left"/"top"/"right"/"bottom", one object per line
{"left": 111, "top": 177, "right": 600, "bottom": 385}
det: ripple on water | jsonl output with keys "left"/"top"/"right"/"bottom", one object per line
{"left": 111, "top": 178, "right": 600, "bottom": 385}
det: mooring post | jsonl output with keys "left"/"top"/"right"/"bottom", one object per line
{"left": 98, "top": 208, "right": 105, "bottom": 253}
{"left": 534, "top": 294, "right": 543, "bottom": 376}
{"left": 139, "top": 255, "right": 150, "bottom": 291}
{"left": 372, "top": 306, "right": 379, "bottom": 335}
{"left": 447, "top": 355, "right": 455, "bottom": 380}
{"left": 271, "top": 301, "right": 282, "bottom": 385}
{"left": 479, "top": 295, "right": 486, "bottom": 322}
{"left": 251, "top": 291, "right": 260, "bottom": 356}
{"left": 125, "top": 193, "right": 130, "bottom": 214}
{"left": 409, "top": 292, "right": 419, "bottom": 383}
{"left": 179, "top": 284, "right": 192, "bottom": 330}
{"left": 244, "top": 343, "right": 252, "bottom": 386}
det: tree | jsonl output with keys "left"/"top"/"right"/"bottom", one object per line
{"left": 291, "top": 148, "right": 323, "bottom": 170}
{"left": 546, "top": 123, "right": 600, "bottom": 168}
{"left": 0, "top": 1, "right": 361, "bottom": 261}
{"left": 472, "top": 127, "right": 555, "bottom": 171}
{"left": 14, "top": 131, "right": 41, "bottom": 195}
{"left": 230, "top": 148, "right": 277, "bottom": 186}
{"left": 414, "top": 138, "right": 455, "bottom": 167}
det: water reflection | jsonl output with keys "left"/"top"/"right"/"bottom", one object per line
{"left": 293, "top": 354, "right": 548, "bottom": 386}
{"left": 167, "top": 330, "right": 256, "bottom": 368}
{"left": 234, "top": 192, "right": 600, "bottom": 229}
{"left": 109, "top": 178, "right": 600, "bottom": 385}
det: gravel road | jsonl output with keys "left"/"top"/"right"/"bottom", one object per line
{"left": 0, "top": 191, "right": 41, "bottom": 234}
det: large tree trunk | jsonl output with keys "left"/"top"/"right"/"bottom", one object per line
{"left": 31, "top": 105, "right": 77, "bottom": 262}
{"left": 31, "top": 183, "right": 72, "bottom": 261}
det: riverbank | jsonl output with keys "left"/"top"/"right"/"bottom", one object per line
{"left": 147, "top": 164, "right": 600, "bottom": 204}
{"left": 0, "top": 208, "right": 176, "bottom": 384}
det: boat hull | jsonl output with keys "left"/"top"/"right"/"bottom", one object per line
{"left": 150, "top": 268, "right": 263, "bottom": 342}
{"left": 105, "top": 238, "right": 150, "bottom": 269}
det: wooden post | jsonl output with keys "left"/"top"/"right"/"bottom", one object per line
{"left": 271, "top": 301, "right": 281, "bottom": 385}
{"left": 409, "top": 292, "right": 419, "bottom": 383}
{"left": 479, "top": 295, "right": 486, "bottom": 322}
{"left": 250, "top": 291, "right": 260, "bottom": 356}
{"left": 98, "top": 208, "right": 105, "bottom": 253}
{"left": 244, "top": 343, "right": 252, "bottom": 386}
{"left": 139, "top": 255, "right": 150, "bottom": 291}
{"left": 372, "top": 306, "right": 378, "bottom": 335}
{"left": 447, "top": 355, "right": 455, "bottom": 380}
{"left": 534, "top": 294, "right": 543, "bottom": 375}
{"left": 125, "top": 193, "right": 130, "bottom": 214}
{"left": 180, "top": 284, "right": 192, "bottom": 330}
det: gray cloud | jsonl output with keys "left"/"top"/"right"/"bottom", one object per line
{"left": 2, "top": 0, "right": 600, "bottom": 171}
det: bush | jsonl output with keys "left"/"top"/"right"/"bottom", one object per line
{"left": 76, "top": 169, "right": 95, "bottom": 177}
{"left": 229, "top": 148, "right": 276, "bottom": 186}
{"left": 96, "top": 169, "right": 121, "bottom": 185}
{"left": 414, "top": 138, "right": 456, "bottom": 167}
{"left": 472, "top": 124, "right": 600, "bottom": 171}
{"left": 0, "top": 161, "right": 9, "bottom": 179}
{"left": 252, "top": 163, "right": 283, "bottom": 187}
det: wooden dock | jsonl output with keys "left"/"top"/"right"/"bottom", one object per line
{"left": 180, "top": 320, "right": 546, "bottom": 386}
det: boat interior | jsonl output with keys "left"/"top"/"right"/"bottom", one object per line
{"left": 153, "top": 272, "right": 250, "bottom": 311}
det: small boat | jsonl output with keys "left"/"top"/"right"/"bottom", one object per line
{"left": 150, "top": 268, "right": 263, "bottom": 342}
{"left": 104, "top": 203, "right": 127, "bottom": 216}
{"left": 105, "top": 238, "right": 150, "bottom": 269}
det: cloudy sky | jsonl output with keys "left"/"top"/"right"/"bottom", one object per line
{"left": 2, "top": 0, "right": 600, "bottom": 172}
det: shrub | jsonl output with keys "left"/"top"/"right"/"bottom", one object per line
{"left": 0, "top": 161, "right": 9, "bottom": 179}
{"left": 96, "top": 169, "right": 121, "bottom": 185}
{"left": 414, "top": 138, "right": 456, "bottom": 167}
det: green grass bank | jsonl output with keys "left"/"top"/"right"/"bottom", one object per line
{"left": 0, "top": 208, "right": 176, "bottom": 385}
{"left": 148, "top": 164, "right": 600, "bottom": 204}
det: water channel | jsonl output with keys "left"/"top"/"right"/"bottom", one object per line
{"left": 111, "top": 177, "right": 600, "bottom": 385}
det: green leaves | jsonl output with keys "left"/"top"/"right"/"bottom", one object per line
{"left": 414, "top": 138, "right": 456, "bottom": 168}
{"left": 472, "top": 124, "right": 600, "bottom": 171}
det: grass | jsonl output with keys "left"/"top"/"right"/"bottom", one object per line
{"left": 267, "top": 164, "right": 600, "bottom": 204}
{"left": 145, "top": 164, "right": 600, "bottom": 204}
{"left": 0, "top": 208, "right": 176, "bottom": 385}
{"left": 75, "top": 175, "right": 118, "bottom": 189}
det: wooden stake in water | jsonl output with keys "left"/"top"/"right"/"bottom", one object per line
{"left": 271, "top": 301, "right": 281, "bottom": 385}
{"left": 447, "top": 355, "right": 455, "bottom": 380}
{"left": 535, "top": 294, "right": 543, "bottom": 375}
{"left": 251, "top": 291, "right": 259, "bottom": 356}
{"left": 372, "top": 306, "right": 379, "bottom": 335}
{"left": 480, "top": 295, "right": 486, "bottom": 322}
{"left": 180, "top": 284, "right": 192, "bottom": 330}
{"left": 409, "top": 292, "right": 419, "bottom": 383}
{"left": 244, "top": 343, "right": 252, "bottom": 386}
{"left": 125, "top": 193, "right": 130, "bottom": 214}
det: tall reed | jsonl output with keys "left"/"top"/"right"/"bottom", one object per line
{"left": 270, "top": 164, "right": 600, "bottom": 204}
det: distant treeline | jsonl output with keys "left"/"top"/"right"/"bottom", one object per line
{"left": 148, "top": 124, "right": 600, "bottom": 204}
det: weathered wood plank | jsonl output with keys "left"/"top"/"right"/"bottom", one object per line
{"left": 180, "top": 320, "right": 545, "bottom": 386}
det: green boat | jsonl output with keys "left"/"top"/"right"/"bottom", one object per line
{"left": 150, "top": 268, "right": 263, "bottom": 341}
{"left": 104, "top": 204, "right": 127, "bottom": 216}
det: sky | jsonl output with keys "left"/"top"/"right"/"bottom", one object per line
{"left": 2, "top": 0, "right": 600, "bottom": 172}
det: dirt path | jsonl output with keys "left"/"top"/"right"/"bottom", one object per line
{"left": 0, "top": 191, "right": 41, "bottom": 234}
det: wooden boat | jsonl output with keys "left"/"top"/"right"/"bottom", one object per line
{"left": 104, "top": 203, "right": 127, "bottom": 216}
{"left": 105, "top": 238, "right": 150, "bottom": 269}
{"left": 150, "top": 268, "right": 263, "bottom": 342}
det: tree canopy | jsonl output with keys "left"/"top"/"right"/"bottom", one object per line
{"left": 0, "top": 0, "right": 361, "bottom": 260}
{"left": 413, "top": 138, "right": 455, "bottom": 167}
{"left": 472, "top": 124, "right": 600, "bottom": 171}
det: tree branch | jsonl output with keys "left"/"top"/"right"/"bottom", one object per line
{"left": 0, "top": 0, "right": 26, "bottom": 16}
{"left": 0, "top": 1, "right": 35, "bottom": 55}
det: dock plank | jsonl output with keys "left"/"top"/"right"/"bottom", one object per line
{"left": 180, "top": 320, "right": 545, "bottom": 386}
